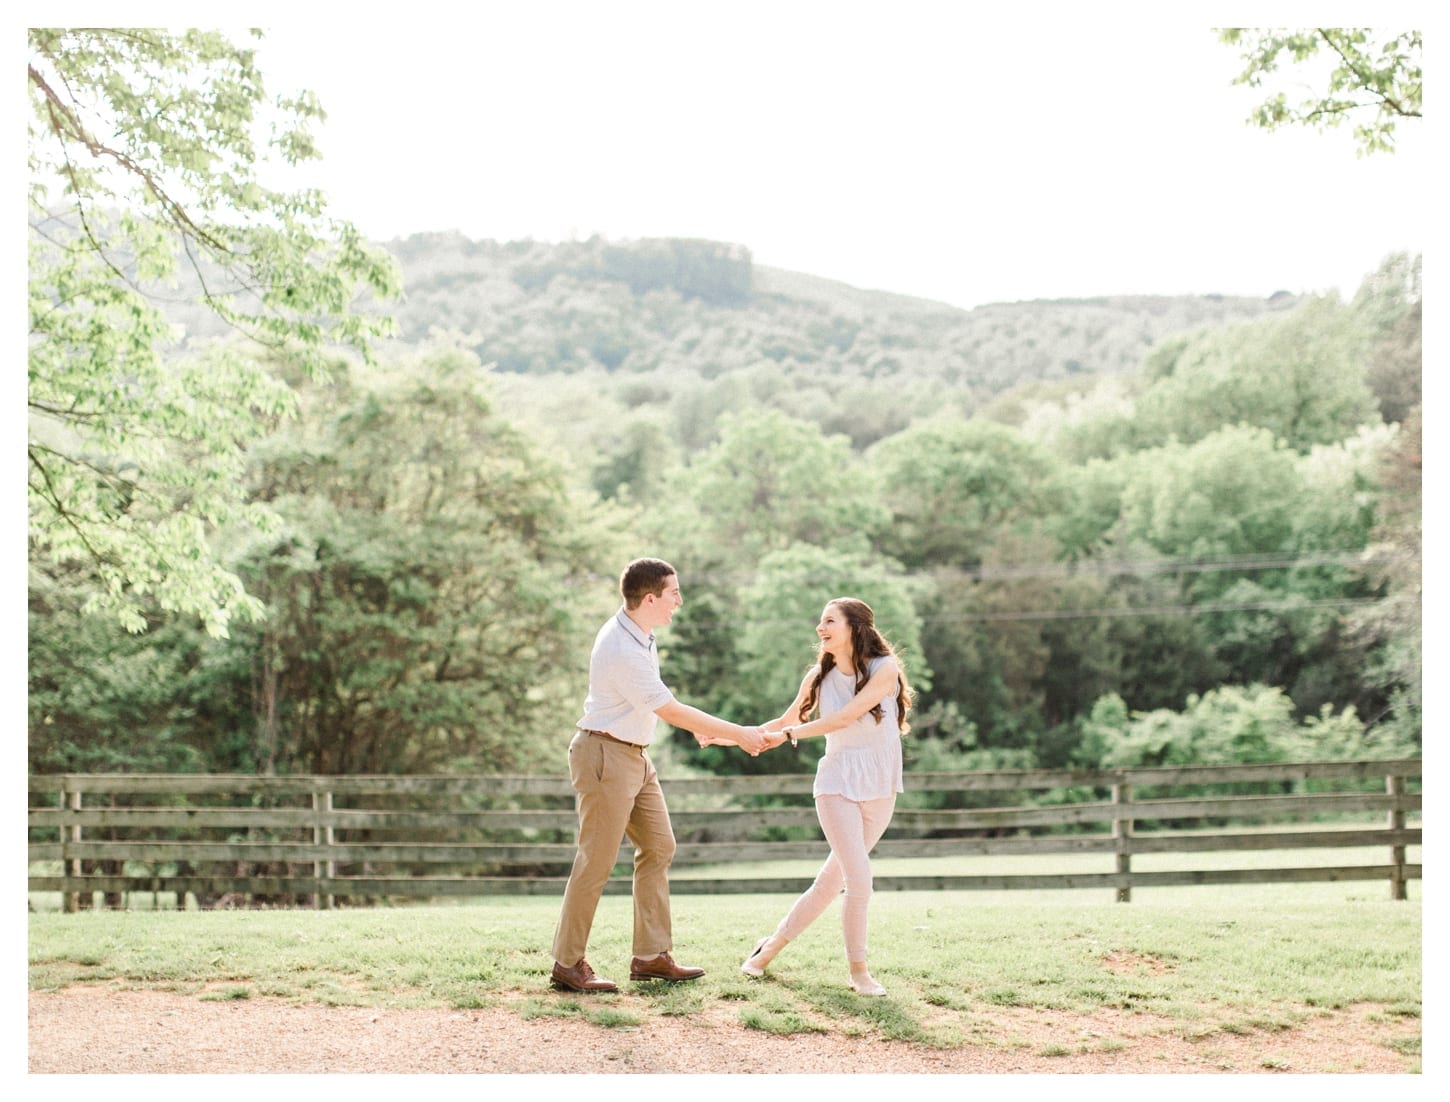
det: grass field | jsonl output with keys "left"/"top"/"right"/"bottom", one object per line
{"left": 29, "top": 866, "right": 1421, "bottom": 1059}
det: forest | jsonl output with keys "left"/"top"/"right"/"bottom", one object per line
{"left": 28, "top": 26, "right": 1424, "bottom": 785}
{"left": 28, "top": 225, "right": 1423, "bottom": 782}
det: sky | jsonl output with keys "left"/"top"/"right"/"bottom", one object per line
{"left": 233, "top": 2, "right": 1433, "bottom": 312}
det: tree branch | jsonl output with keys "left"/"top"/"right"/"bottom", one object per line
{"left": 29, "top": 62, "right": 235, "bottom": 256}
{"left": 1315, "top": 28, "right": 1420, "bottom": 119}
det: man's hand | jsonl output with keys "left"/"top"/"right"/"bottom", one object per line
{"left": 734, "top": 724, "right": 766, "bottom": 756}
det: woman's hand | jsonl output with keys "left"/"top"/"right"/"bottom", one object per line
{"left": 759, "top": 729, "right": 791, "bottom": 752}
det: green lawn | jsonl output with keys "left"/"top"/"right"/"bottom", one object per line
{"left": 29, "top": 872, "right": 1421, "bottom": 1055}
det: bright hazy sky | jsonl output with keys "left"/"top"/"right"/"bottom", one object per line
{"left": 242, "top": 3, "right": 1430, "bottom": 311}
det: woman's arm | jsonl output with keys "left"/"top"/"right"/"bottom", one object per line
{"left": 779, "top": 657, "right": 899, "bottom": 744}
{"left": 753, "top": 671, "right": 816, "bottom": 751}
{"left": 765, "top": 671, "right": 815, "bottom": 730}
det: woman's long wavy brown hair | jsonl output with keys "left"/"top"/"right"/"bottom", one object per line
{"left": 797, "top": 598, "right": 912, "bottom": 735}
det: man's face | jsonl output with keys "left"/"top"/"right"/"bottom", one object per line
{"left": 641, "top": 574, "right": 683, "bottom": 630}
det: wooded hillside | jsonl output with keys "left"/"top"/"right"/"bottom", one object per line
{"left": 378, "top": 232, "right": 1299, "bottom": 446}
{"left": 31, "top": 227, "right": 1421, "bottom": 781}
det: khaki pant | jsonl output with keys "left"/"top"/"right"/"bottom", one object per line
{"left": 551, "top": 731, "right": 676, "bottom": 966}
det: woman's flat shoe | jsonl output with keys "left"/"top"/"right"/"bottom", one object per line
{"left": 740, "top": 936, "right": 771, "bottom": 977}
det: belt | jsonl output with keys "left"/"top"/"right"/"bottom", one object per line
{"left": 580, "top": 728, "right": 643, "bottom": 749}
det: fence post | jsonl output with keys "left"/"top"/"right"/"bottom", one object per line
{"left": 60, "top": 780, "right": 82, "bottom": 914}
{"left": 1112, "top": 782, "right": 1134, "bottom": 903}
{"left": 1386, "top": 772, "right": 1407, "bottom": 901}
{"left": 313, "top": 787, "right": 335, "bottom": 910}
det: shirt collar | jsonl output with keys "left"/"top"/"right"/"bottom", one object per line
{"left": 615, "top": 607, "right": 655, "bottom": 650}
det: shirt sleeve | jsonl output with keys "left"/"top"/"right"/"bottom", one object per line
{"left": 611, "top": 642, "right": 675, "bottom": 715}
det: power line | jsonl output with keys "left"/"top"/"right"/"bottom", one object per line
{"left": 575, "top": 548, "right": 1417, "bottom": 628}
{"left": 920, "top": 594, "right": 1406, "bottom": 624}
{"left": 647, "top": 549, "right": 1417, "bottom": 589}
{"left": 670, "top": 594, "right": 1411, "bottom": 631}
{"left": 944, "top": 550, "right": 1415, "bottom": 582}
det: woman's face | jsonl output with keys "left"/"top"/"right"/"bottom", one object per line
{"left": 816, "top": 603, "right": 853, "bottom": 661}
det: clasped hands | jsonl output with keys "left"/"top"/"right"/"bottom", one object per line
{"left": 695, "top": 725, "right": 793, "bottom": 757}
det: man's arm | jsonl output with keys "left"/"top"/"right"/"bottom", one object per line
{"left": 655, "top": 700, "right": 765, "bottom": 755}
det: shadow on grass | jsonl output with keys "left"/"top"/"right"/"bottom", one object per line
{"left": 518, "top": 993, "right": 643, "bottom": 1029}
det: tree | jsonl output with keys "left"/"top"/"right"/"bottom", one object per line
{"left": 232, "top": 349, "right": 619, "bottom": 775}
{"left": 664, "top": 409, "right": 889, "bottom": 562}
{"left": 1219, "top": 28, "right": 1422, "bottom": 155}
{"left": 1345, "top": 408, "right": 1421, "bottom": 752}
{"left": 912, "top": 531, "right": 1063, "bottom": 758}
{"left": 639, "top": 411, "right": 890, "bottom": 738}
{"left": 27, "top": 348, "right": 628, "bottom": 778}
{"left": 28, "top": 569, "right": 212, "bottom": 774}
{"left": 1104, "top": 423, "right": 1393, "bottom": 718}
{"left": 1094, "top": 684, "right": 1365, "bottom": 769}
{"left": 1130, "top": 297, "right": 1381, "bottom": 455}
{"left": 694, "top": 544, "right": 927, "bottom": 775}
{"left": 734, "top": 544, "right": 928, "bottom": 722}
{"left": 1352, "top": 253, "right": 1422, "bottom": 425}
{"left": 588, "top": 411, "right": 681, "bottom": 503}
{"left": 868, "top": 418, "right": 1062, "bottom": 570}
{"left": 28, "top": 28, "right": 400, "bottom": 636}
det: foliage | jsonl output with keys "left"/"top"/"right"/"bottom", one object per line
{"left": 24, "top": 28, "right": 1420, "bottom": 783}
{"left": 380, "top": 231, "right": 1295, "bottom": 457}
{"left": 28, "top": 570, "right": 210, "bottom": 774}
{"left": 28, "top": 28, "right": 400, "bottom": 636}
{"left": 27, "top": 348, "right": 628, "bottom": 777}
{"left": 666, "top": 409, "right": 890, "bottom": 563}
{"left": 1130, "top": 296, "right": 1380, "bottom": 453}
{"left": 1219, "top": 28, "right": 1422, "bottom": 155}
{"left": 1353, "top": 252, "right": 1421, "bottom": 424}
{"left": 514, "top": 236, "right": 753, "bottom": 305}
{"left": 732, "top": 544, "right": 930, "bottom": 724}
{"left": 26, "top": 211, "right": 1421, "bottom": 777}
{"left": 869, "top": 418, "right": 1063, "bottom": 569}
{"left": 912, "top": 531, "right": 1093, "bottom": 753}
{"left": 1012, "top": 374, "right": 1143, "bottom": 463}
{"left": 1091, "top": 684, "right": 1358, "bottom": 768}
{"left": 1118, "top": 426, "right": 1303, "bottom": 562}
{"left": 228, "top": 348, "right": 622, "bottom": 774}
{"left": 1098, "top": 424, "right": 1394, "bottom": 720}
{"left": 1345, "top": 408, "right": 1421, "bottom": 750}
{"left": 29, "top": 244, "right": 1420, "bottom": 775}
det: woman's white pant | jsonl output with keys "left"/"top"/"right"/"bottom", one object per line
{"left": 773, "top": 793, "right": 896, "bottom": 962}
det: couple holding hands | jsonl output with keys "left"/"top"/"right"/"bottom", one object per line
{"left": 550, "top": 557, "right": 912, "bottom": 999}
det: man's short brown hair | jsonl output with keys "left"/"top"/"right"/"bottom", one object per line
{"left": 621, "top": 558, "right": 676, "bottom": 608}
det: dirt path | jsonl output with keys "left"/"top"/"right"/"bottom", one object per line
{"left": 27, "top": 987, "right": 1420, "bottom": 1075}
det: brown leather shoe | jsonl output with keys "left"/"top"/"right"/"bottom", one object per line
{"left": 629, "top": 952, "right": 705, "bottom": 982}
{"left": 550, "top": 958, "right": 618, "bottom": 993}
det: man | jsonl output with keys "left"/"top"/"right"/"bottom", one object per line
{"left": 549, "top": 557, "right": 765, "bottom": 993}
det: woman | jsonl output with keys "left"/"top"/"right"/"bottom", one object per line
{"left": 742, "top": 597, "right": 912, "bottom": 996}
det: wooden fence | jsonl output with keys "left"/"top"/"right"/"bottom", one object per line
{"left": 28, "top": 758, "right": 1421, "bottom": 911}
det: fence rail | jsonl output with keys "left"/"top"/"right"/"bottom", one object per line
{"left": 28, "top": 758, "right": 1421, "bottom": 910}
